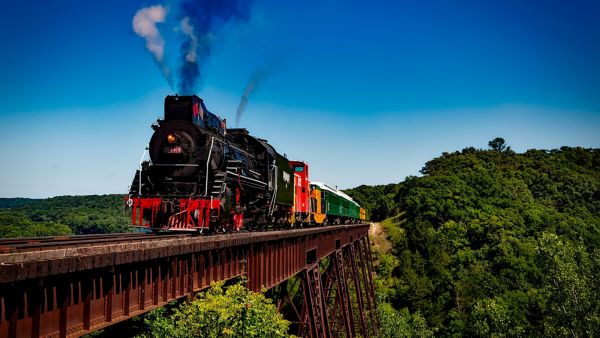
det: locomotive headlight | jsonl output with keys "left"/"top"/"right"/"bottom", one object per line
{"left": 167, "top": 133, "right": 177, "bottom": 144}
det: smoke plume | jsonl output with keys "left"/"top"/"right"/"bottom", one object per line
{"left": 132, "top": 5, "right": 172, "bottom": 87}
{"left": 177, "top": 0, "right": 252, "bottom": 95}
{"left": 236, "top": 68, "right": 271, "bottom": 126}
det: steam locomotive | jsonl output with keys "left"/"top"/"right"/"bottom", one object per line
{"left": 127, "top": 95, "right": 366, "bottom": 232}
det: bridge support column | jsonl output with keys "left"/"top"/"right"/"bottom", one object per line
{"left": 302, "top": 264, "right": 331, "bottom": 338}
{"left": 322, "top": 249, "right": 354, "bottom": 337}
{"left": 272, "top": 236, "right": 378, "bottom": 338}
{"left": 360, "top": 236, "right": 379, "bottom": 336}
{"left": 346, "top": 241, "right": 368, "bottom": 337}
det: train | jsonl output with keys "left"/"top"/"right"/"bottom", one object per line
{"left": 127, "top": 95, "right": 367, "bottom": 232}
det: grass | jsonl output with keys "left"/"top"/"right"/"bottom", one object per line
{"left": 369, "top": 212, "right": 406, "bottom": 255}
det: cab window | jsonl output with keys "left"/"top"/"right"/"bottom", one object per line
{"left": 294, "top": 166, "right": 304, "bottom": 172}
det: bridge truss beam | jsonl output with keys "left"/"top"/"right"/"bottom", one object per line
{"left": 272, "top": 236, "right": 378, "bottom": 338}
{"left": 0, "top": 224, "right": 376, "bottom": 338}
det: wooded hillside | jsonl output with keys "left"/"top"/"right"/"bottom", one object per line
{"left": 346, "top": 141, "right": 600, "bottom": 336}
{"left": 0, "top": 195, "right": 130, "bottom": 237}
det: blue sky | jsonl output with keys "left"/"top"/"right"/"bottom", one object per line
{"left": 0, "top": 0, "right": 598, "bottom": 198}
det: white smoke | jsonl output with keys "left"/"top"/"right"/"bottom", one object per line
{"left": 133, "top": 5, "right": 172, "bottom": 86}
{"left": 180, "top": 17, "right": 198, "bottom": 63}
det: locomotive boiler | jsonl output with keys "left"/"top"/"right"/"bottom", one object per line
{"left": 128, "top": 95, "right": 294, "bottom": 232}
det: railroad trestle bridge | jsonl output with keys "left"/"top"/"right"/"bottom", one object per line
{"left": 0, "top": 224, "right": 377, "bottom": 338}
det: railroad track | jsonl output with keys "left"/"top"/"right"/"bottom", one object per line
{"left": 0, "top": 232, "right": 190, "bottom": 254}
{"left": 0, "top": 223, "right": 369, "bottom": 255}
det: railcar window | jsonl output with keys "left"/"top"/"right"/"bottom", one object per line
{"left": 207, "top": 113, "right": 222, "bottom": 130}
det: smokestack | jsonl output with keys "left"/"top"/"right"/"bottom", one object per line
{"left": 132, "top": 5, "right": 173, "bottom": 87}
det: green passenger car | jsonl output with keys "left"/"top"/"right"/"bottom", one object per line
{"left": 311, "top": 182, "right": 360, "bottom": 223}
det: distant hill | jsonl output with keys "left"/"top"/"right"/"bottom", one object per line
{"left": 0, "top": 198, "right": 40, "bottom": 209}
{"left": 344, "top": 184, "right": 399, "bottom": 221}
{"left": 0, "top": 194, "right": 131, "bottom": 238}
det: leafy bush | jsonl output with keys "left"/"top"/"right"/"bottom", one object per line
{"left": 138, "top": 281, "right": 291, "bottom": 338}
{"left": 377, "top": 302, "right": 435, "bottom": 338}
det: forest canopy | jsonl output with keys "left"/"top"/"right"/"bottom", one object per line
{"left": 347, "top": 144, "right": 600, "bottom": 336}
{"left": 0, "top": 195, "right": 130, "bottom": 237}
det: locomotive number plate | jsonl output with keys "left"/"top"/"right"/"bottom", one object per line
{"left": 163, "top": 146, "right": 183, "bottom": 154}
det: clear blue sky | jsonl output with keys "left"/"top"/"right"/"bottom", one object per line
{"left": 0, "top": 0, "right": 598, "bottom": 198}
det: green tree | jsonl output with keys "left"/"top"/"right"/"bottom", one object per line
{"left": 536, "top": 233, "right": 600, "bottom": 337}
{"left": 139, "top": 281, "right": 291, "bottom": 338}
{"left": 377, "top": 302, "right": 435, "bottom": 338}
{"left": 468, "top": 297, "right": 525, "bottom": 337}
{"left": 345, "top": 183, "right": 399, "bottom": 221}
{"left": 488, "top": 137, "right": 507, "bottom": 152}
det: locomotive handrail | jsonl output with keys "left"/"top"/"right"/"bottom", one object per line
{"left": 226, "top": 171, "right": 268, "bottom": 186}
{"left": 205, "top": 137, "right": 215, "bottom": 195}
{"left": 138, "top": 147, "right": 148, "bottom": 196}
{"left": 153, "top": 163, "right": 200, "bottom": 167}
{"left": 268, "top": 164, "right": 278, "bottom": 216}
{"left": 217, "top": 138, "right": 256, "bottom": 158}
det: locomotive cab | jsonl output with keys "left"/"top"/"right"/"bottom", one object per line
{"left": 164, "top": 95, "right": 226, "bottom": 135}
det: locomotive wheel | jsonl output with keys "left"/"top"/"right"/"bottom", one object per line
{"left": 209, "top": 223, "right": 223, "bottom": 235}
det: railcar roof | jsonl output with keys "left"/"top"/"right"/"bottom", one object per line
{"left": 310, "top": 182, "right": 360, "bottom": 207}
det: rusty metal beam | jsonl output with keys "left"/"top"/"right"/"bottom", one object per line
{"left": 271, "top": 238, "right": 379, "bottom": 338}
{"left": 332, "top": 249, "right": 354, "bottom": 338}
{"left": 360, "top": 237, "right": 379, "bottom": 336}
{"left": 346, "top": 242, "right": 368, "bottom": 337}
{"left": 302, "top": 264, "right": 330, "bottom": 338}
{"left": 0, "top": 224, "right": 372, "bottom": 338}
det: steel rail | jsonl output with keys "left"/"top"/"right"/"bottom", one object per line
{"left": 0, "top": 233, "right": 188, "bottom": 254}
{"left": 0, "top": 232, "right": 149, "bottom": 245}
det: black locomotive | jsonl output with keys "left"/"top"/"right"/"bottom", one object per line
{"left": 128, "top": 95, "right": 294, "bottom": 232}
